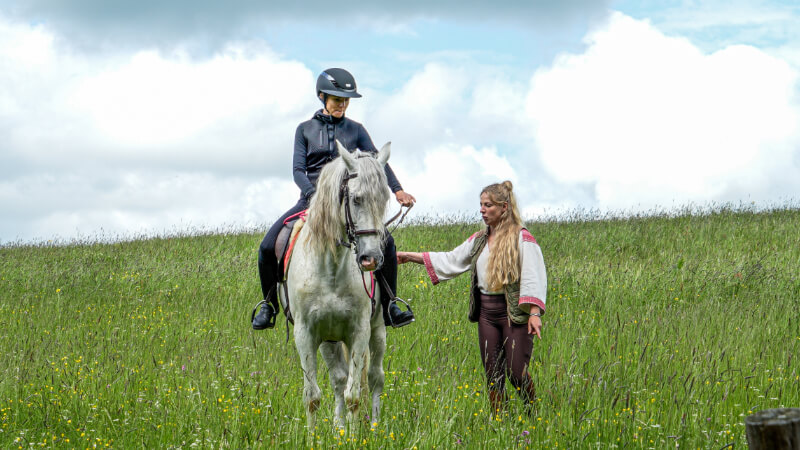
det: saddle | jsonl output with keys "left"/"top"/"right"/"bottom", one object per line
{"left": 274, "top": 211, "right": 307, "bottom": 325}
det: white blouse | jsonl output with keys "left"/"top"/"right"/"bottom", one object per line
{"left": 422, "top": 229, "right": 548, "bottom": 314}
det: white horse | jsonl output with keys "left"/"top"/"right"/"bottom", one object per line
{"left": 281, "top": 141, "right": 391, "bottom": 431}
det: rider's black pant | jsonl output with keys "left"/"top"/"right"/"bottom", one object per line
{"left": 258, "top": 198, "right": 398, "bottom": 311}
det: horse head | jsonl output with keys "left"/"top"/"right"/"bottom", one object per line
{"left": 337, "top": 140, "right": 391, "bottom": 271}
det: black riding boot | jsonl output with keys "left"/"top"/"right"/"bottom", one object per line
{"left": 252, "top": 301, "right": 277, "bottom": 330}
{"left": 379, "top": 234, "right": 415, "bottom": 328}
{"left": 253, "top": 259, "right": 279, "bottom": 330}
{"left": 253, "top": 227, "right": 282, "bottom": 330}
{"left": 383, "top": 299, "right": 414, "bottom": 328}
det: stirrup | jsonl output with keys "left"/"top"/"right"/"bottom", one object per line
{"left": 388, "top": 297, "right": 415, "bottom": 328}
{"left": 251, "top": 299, "right": 276, "bottom": 329}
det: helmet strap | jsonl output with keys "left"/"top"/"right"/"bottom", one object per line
{"left": 318, "top": 92, "right": 345, "bottom": 120}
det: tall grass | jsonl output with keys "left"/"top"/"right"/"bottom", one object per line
{"left": 1, "top": 207, "right": 798, "bottom": 448}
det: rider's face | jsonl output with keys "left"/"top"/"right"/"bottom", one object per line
{"left": 323, "top": 95, "right": 349, "bottom": 119}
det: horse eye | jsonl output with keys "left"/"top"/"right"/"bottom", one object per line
{"left": 352, "top": 196, "right": 361, "bottom": 206}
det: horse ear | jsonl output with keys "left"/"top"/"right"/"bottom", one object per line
{"left": 377, "top": 142, "right": 391, "bottom": 167}
{"left": 338, "top": 140, "right": 357, "bottom": 171}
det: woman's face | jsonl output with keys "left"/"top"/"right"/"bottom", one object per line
{"left": 480, "top": 193, "right": 507, "bottom": 228}
{"left": 323, "top": 95, "right": 350, "bottom": 119}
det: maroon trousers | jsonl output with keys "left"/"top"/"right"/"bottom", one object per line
{"left": 477, "top": 293, "right": 534, "bottom": 395}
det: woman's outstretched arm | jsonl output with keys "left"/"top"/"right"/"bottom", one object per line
{"left": 397, "top": 236, "right": 474, "bottom": 285}
{"left": 397, "top": 252, "right": 423, "bottom": 265}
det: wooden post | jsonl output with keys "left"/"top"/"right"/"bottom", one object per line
{"left": 746, "top": 408, "right": 800, "bottom": 449}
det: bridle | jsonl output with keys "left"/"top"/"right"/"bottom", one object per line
{"left": 335, "top": 156, "right": 416, "bottom": 323}
{"left": 336, "top": 167, "right": 383, "bottom": 313}
{"left": 337, "top": 170, "right": 381, "bottom": 254}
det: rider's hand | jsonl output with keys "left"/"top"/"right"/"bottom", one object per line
{"left": 395, "top": 190, "right": 416, "bottom": 207}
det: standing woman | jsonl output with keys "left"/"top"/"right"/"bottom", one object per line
{"left": 397, "top": 181, "right": 547, "bottom": 415}
{"left": 253, "top": 68, "right": 416, "bottom": 330}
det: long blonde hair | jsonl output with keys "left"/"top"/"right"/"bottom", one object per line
{"left": 482, "top": 180, "right": 523, "bottom": 292}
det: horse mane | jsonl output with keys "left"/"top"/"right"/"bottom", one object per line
{"left": 305, "top": 150, "right": 390, "bottom": 255}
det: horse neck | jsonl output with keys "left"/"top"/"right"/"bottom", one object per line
{"left": 304, "top": 222, "right": 352, "bottom": 273}
{"left": 329, "top": 232, "right": 351, "bottom": 266}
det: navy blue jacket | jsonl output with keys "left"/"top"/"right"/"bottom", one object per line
{"left": 293, "top": 110, "right": 403, "bottom": 199}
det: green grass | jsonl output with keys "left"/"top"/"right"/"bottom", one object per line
{"left": 1, "top": 207, "right": 799, "bottom": 448}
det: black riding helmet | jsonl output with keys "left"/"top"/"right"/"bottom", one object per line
{"left": 316, "top": 68, "right": 362, "bottom": 100}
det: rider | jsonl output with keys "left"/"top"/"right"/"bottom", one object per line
{"left": 253, "top": 67, "right": 416, "bottom": 330}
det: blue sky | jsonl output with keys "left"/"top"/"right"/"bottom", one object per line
{"left": 1, "top": 0, "right": 799, "bottom": 243}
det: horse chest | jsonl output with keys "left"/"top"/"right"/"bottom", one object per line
{"left": 302, "top": 295, "right": 368, "bottom": 338}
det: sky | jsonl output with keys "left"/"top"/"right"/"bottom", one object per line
{"left": 1, "top": 0, "right": 799, "bottom": 244}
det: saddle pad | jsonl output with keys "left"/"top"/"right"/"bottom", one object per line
{"left": 283, "top": 216, "right": 306, "bottom": 281}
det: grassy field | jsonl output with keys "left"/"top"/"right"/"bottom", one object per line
{"left": 1, "top": 207, "right": 799, "bottom": 448}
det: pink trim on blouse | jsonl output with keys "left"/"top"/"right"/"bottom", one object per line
{"left": 521, "top": 229, "right": 537, "bottom": 244}
{"left": 519, "top": 296, "right": 546, "bottom": 314}
{"left": 422, "top": 252, "right": 440, "bottom": 285}
{"left": 468, "top": 231, "right": 480, "bottom": 242}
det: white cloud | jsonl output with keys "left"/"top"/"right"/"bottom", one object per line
{"left": 366, "top": 62, "right": 529, "bottom": 160}
{"left": 392, "top": 144, "right": 518, "bottom": 218}
{"left": 654, "top": 0, "right": 795, "bottom": 30}
{"left": 359, "top": 62, "right": 549, "bottom": 218}
{"left": 0, "top": 170, "right": 298, "bottom": 242}
{"left": 367, "top": 63, "right": 469, "bottom": 156}
{"left": 526, "top": 12, "right": 800, "bottom": 209}
{"left": 0, "top": 16, "right": 316, "bottom": 242}
{"left": 15, "top": 45, "right": 313, "bottom": 173}
{"left": 68, "top": 45, "right": 313, "bottom": 163}
{"left": 768, "top": 44, "right": 800, "bottom": 72}
{"left": 4, "top": 10, "right": 800, "bottom": 244}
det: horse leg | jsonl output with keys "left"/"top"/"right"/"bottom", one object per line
{"left": 368, "top": 323, "right": 387, "bottom": 424}
{"left": 294, "top": 326, "right": 321, "bottom": 431}
{"left": 344, "top": 335, "right": 369, "bottom": 426}
{"left": 320, "top": 341, "right": 348, "bottom": 430}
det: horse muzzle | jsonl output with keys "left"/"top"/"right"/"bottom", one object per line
{"left": 358, "top": 254, "right": 383, "bottom": 272}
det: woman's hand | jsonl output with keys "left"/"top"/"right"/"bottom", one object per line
{"left": 395, "top": 190, "right": 416, "bottom": 207}
{"left": 527, "top": 314, "right": 542, "bottom": 339}
{"left": 397, "top": 251, "right": 423, "bottom": 265}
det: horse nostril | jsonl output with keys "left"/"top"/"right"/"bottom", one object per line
{"left": 360, "top": 256, "right": 375, "bottom": 267}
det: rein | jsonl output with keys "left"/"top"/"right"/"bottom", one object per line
{"left": 385, "top": 203, "right": 413, "bottom": 234}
